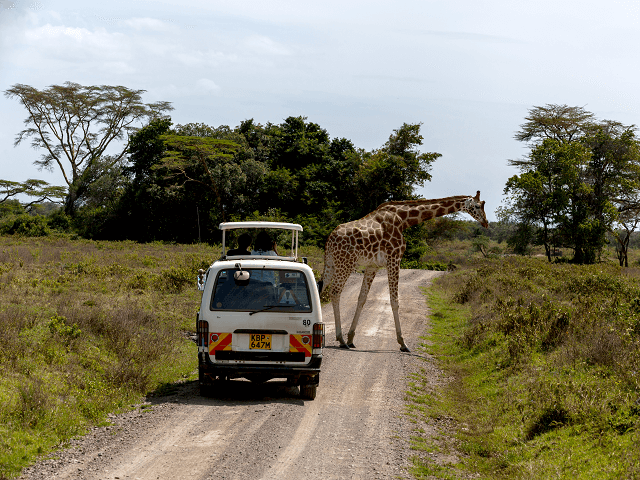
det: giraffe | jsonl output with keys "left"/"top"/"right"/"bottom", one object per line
{"left": 318, "top": 191, "right": 488, "bottom": 352}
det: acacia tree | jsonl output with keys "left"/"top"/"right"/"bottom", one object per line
{"left": 505, "top": 104, "right": 640, "bottom": 264}
{"left": 155, "top": 134, "right": 244, "bottom": 222}
{"left": 0, "top": 179, "right": 66, "bottom": 211}
{"left": 504, "top": 139, "right": 592, "bottom": 261}
{"left": 612, "top": 205, "right": 640, "bottom": 267}
{"left": 4, "top": 82, "right": 172, "bottom": 216}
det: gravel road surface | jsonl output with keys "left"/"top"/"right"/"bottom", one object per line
{"left": 19, "top": 269, "right": 446, "bottom": 480}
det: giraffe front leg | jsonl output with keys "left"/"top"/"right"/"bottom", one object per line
{"left": 346, "top": 268, "right": 377, "bottom": 348}
{"left": 388, "top": 260, "right": 410, "bottom": 352}
{"left": 392, "top": 303, "right": 410, "bottom": 352}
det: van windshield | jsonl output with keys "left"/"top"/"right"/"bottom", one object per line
{"left": 210, "top": 268, "right": 312, "bottom": 313}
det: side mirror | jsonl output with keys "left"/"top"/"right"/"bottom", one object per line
{"left": 197, "top": 269, "right": 207, "bottom": 291}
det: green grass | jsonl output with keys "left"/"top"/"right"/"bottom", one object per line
{"left": 409, "top": 256, "right": 640, "bottom": 479}
{"left": 0, "top": 235, "right": 222, "bottom": 478}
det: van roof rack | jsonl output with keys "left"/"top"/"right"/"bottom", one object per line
{"left": 219, "top": 221, "right": 303, "bottom": 261}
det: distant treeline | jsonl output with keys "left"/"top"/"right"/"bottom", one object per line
{"left": 1, "top": 117, "right": 442, "bottom": 247}
{"left": 5, "top": 83, "right": 640, "bottom": 265}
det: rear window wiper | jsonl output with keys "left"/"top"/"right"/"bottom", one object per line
{"left": 249, "top": 304, "right": 295, "bottom": 316}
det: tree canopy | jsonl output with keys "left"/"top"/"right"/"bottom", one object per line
{"left": 503, "top": 104, "right": 640, "bottom": 264}
{"left": 4, "top": 82, "right": 172, "bottom": 215}
{"left": 105, "top": 117, "right": 440, "bottom": 244}
{"left": 0, "top": 179, "right": 66, "bottom": 210}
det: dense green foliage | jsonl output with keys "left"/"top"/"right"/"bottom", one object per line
{"left": 410, "top": 256, "right": 640, "bottom": 478}
{"left": 75, "top": 116, "right": 439, "bottom": 246}
{"left": 2, "top": 98, "right": 440, "bottom": 248}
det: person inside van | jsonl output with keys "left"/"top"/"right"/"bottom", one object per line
{"left": 251, "top": 231, "right": 278, "bottom": 256}
{"left": 227, "top": 233, "right": 252, "bottom": 256}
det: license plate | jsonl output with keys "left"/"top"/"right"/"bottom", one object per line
{"left": 250, "top": 333, "right": 272, "bottom": 350}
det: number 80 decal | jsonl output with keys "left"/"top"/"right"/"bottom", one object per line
{"left": 302, "top": 319, "right": 311, "bottom": 326}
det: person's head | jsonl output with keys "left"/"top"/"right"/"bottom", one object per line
{"left": 254, "top": 231, "right": 274, "bottom": 252}
{"left": 237, "top": 233, "right": 252, "bottom": 251}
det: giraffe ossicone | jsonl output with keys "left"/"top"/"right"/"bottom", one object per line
{"left": 319, "top": 191, "right": 488, "bottom": 352}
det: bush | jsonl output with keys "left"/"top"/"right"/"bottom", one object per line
{"left": 0, "top": 214, "right": 50, "bottom": 237}
{"left": 47, "top": 209, "right": 72, "bottom": 232}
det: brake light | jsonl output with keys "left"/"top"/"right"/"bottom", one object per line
{"left": 312, "top": 323, "right": 324, "bottom": 349}
{"left": 197, "top": 320, "right": 209, "bottom": 347}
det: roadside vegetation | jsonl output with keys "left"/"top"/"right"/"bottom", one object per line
{"left": 409, "top": 252, "right": 640, "bottom": 479}
{"left": 0, "top": 233, "right": 325, "bottom": 479}
{"left": 0, "top": 235, "right": 209, "bottom": 478}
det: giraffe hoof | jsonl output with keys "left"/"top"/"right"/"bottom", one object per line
{"left": 339, "top": 343, "right": 350, "bottom": 349}
{"left": 400, "top": 345, "right": 411, "bottom": 353}
{"left": 347, "top": 343, "right": 356, "bottom": 349}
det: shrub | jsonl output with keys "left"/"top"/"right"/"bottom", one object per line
{"left": 0, "top": 214, "right": 50, "bottom": 237}
{"left": 14, "top": 376, "right": 52, "bottom": 428}
{"left": 47, "top": 210, "right": 72, "bottom": 232}
{"left": 47, "top": 315, "right": 81, "bottom": 344}
{"left": 400, "top": 259, "right": 448, "bottom": 271}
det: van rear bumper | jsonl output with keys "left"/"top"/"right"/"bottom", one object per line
{"left": 199, "top": 353, "right": 322, "bottom": 385}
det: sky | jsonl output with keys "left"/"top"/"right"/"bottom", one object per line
{"left": 2, "top": 0, "right": 640, "bottom": 221}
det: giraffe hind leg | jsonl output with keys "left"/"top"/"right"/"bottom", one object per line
{"left": 329, "top": 274, "right": 351, "bottom": 348}
{"left": 346, "top": 267, "right": 377, "bottom": 349}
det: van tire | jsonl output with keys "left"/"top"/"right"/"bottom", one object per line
{"left": 199, "top": 367, "right": 215, "bottom": 397}
{"left": 200, "top": 382, "right": 215, "bottom": 397}
{"left": 300, "top": 384, "right": 317, "bottom": 400}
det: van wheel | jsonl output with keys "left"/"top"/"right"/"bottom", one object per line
{"left": 199, "top": 369, "right": 215, "bottom": 397}
{"left": 199, "top": 383, "right": 215, "bottom": 397}
{"left": 300, "top": 384, "right": 317, "bottom": 400}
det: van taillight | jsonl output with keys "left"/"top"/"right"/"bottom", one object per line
{"left": 312, "top": 323, "right": 324, "bottom": 349}
{"left": 197, "top": 320, "right": 209, "bottom": 347}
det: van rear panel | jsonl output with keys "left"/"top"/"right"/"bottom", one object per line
{"left": 199, "top": 261, "right": 322, "bottom": 370}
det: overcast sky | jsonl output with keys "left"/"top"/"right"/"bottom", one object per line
{"left": 2, "top": 0, "right": 640, "bottom": 221}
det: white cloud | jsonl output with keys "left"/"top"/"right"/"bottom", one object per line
{"left": 123, "top": 17, "right": 174, "bottom": 31}
{"left": 25, "top": 24, "right": 88, "bottom": 41}
{"left": 244, "top": 35, "right": 291, "bottom": 56}
{"left": 196, "top": 78, "right": 220, "bottom": 92}
{"left": 173, "top": 50, "right": 232, "bottom": 68}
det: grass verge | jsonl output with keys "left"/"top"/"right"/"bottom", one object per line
{"left": 0, "top": 236, "right": 214, "bottom": 478}
{"left": 408, "top": 257, "right": 640, "bottom": 479}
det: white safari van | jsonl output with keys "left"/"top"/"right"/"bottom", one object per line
{"left": 196, "top": 222, "right": 324, "bottom": 400}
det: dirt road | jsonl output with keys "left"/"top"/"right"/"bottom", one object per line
{"left": 20, "top": 269, "right": 445, "bottom": 480}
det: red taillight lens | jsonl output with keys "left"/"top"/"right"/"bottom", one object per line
{"left": 312, "top": 323, "right": 324, "bottom": 349}
{"left": 197, "top": 320, "right": 209, "bottom": 347}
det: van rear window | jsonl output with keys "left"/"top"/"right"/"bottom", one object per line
{"left": 210, "top": 269, "right": 312, "bottom": 313}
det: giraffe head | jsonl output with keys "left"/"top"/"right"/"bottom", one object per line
{"left": 462, "top": 191, "right": 488, "bottom": 228}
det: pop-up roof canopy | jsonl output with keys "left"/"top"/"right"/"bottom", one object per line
{"left": 219, "top": 221, "right": 302, "bottom": 231}
{"left": 219, "top": 221, "right": 303, "bottom": 261}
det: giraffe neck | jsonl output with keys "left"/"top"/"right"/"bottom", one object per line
{"left": 373, "top": 196, "right": 467, "bottom": 231}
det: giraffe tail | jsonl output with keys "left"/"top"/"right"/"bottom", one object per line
{"left": 317, "top": 247, "right": 333, "bottom": 297}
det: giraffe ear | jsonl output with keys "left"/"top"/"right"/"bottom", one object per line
{"left": 474, "top": 191, "right": 481, "bottom": 201}
{"left": 481, "top": 201, "right": 485, "bottom": 207}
